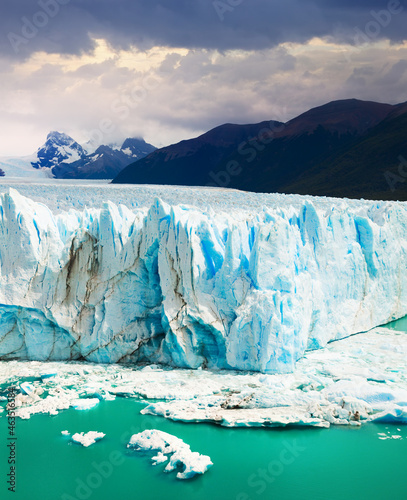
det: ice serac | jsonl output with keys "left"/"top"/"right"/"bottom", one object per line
{"left": 0, "top": 188, "right": 406, "bottom": 374}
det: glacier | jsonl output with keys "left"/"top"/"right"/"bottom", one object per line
{"left": 0, "top": 186, "right": 406, "bottom": 374}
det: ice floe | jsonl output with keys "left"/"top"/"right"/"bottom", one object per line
{"left": 377, "top": 428, "right": 404, "bottom": 440}
{"left": 128, "top": 429, "right": 213, "bottom": 479}
{"left": 70, "top": 398, "right": 100, "bottom": 410}
{"left": 71, "top": 431, "right": 105, "bottom": 447}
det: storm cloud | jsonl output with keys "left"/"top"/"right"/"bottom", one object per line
{"left": 0, "top": 1, "right": 406, "bottom": 156}
{"left": 2, "top": 0, "right": 407, "bottom": 59}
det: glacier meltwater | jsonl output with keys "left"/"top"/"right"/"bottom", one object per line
{"left": 0, "top": 187, "right": 406, "bottom": 373}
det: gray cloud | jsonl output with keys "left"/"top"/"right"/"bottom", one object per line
{"left": 1, "top": 1, "right": 407, "bottom": 157}
{"left": 378, "top": 59, "right": 407, "bottom": 83}
{"left": 1, "top": 37, "right": 406, "bottom": 156}
{"left": 2, "top": 0, "right": 407, "bottom": 59}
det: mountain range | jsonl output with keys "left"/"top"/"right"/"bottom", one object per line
{"left": 112, "top": 99, "right": 407, "bottom": 201}
{"left": 0, "top": 132, "right": 156, "bottom": 179}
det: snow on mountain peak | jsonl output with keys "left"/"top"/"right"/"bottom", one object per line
{"left": 120, "top": 137, "right": 156, "bottom": 157}
{"left": 46, "top": 131, "right": 74, "bottom": 144}
{"left": 31, "top": 132, "right": 86, "bottom": 170}
{"left": 0, "top": 132, "right": 156, "bottom": 179}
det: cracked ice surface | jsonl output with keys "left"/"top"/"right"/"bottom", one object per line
{"left": 0, "top": 327, "right": 406, "bottom": 427}
{"left": 0, "top": 186, "right": 406, "bottom": 373}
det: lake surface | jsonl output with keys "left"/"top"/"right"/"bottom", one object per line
{"left": 1, "top": 397, "right": 406, "bottom": 500}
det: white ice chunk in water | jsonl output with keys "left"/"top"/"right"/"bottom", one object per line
{"left": 70, "top": 398, "right": 100, "bottom": 410}
{"left": 152, "top": 452, "right": 168, "bottom": 465}
{"left": 71, "top": 431, "right": 105, "bottom": 447}
{"left": 20, "top": 382, "right": 34, "bottom": 395}
{"left": 128, "top": 430, "right": 213, "bottom": 479}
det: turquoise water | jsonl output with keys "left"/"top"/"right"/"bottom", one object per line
{"left": 386, "top": 314, "right": 407, "bottom": 332}
{"left": 1, "top": 399, "right": 406, "bottom": 500}
{"left": 1, "top": 315, "right": 406, "bottom": 500}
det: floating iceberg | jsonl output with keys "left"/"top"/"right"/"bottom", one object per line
{"left": 71, "top": 431, "right": 105, "bottom": 447}
{"left": 70, "top": 398, "right": 100, "bottom": 410}
{"left": 0, "top": 187, "right": 406, "bottom": 373}
{"left": 128, "top": 429, "right": 213, "bottom": 479}
{"left": 20, "top": 382, "right": 34, "bottom": 396}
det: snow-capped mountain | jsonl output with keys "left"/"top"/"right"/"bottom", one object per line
{"left": 0, "top": 132, "right": 156, "bottom": 179}
{"left": 120, "top": 137, "right": 157, "bottom": 157}
{"left": 31, "top": 131, "right": 86, "bottom": 170}
{"left": 53, "top": 137, "right": 156, "bottom": 179}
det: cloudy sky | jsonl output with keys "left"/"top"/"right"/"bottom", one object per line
{"left": 1, "top": 0, "right": 407, "bottom": 156}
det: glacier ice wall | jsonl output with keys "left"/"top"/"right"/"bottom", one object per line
{"left": 0, "top": 188, "right": 406, "bottom": 373}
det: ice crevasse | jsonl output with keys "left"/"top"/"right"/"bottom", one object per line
{"left": 0, "top": 187, "right": 406, "bottom": 373}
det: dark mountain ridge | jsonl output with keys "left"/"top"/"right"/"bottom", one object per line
{"left": 113, "top": 98, "right": 407, "bottom": 201}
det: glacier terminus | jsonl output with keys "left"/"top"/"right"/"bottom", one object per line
{"left": 0, "top": 186, "right": 406, "bottom": 374}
